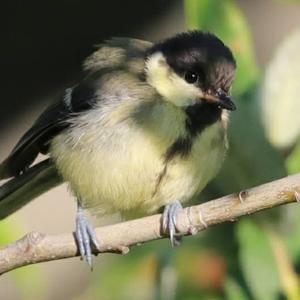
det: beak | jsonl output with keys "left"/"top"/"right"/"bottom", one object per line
{"left": 202, "top": 92, "right": 236, "bottom": 111}
{"left": 216, "top": 93, "right": 236, "bottom": 111}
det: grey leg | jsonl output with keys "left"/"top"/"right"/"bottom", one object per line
{"left": 75, "top": 203, "right": 100, "bottom": 268}
{"left": 162, "top": 200, "right": 183, "bottom": 247}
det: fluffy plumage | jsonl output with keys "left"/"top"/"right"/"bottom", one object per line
{"left": 0, "top": 31, "right": 236, "bottom": 220}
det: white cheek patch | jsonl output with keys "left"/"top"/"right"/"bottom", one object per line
{"left": 146, "top": 52, "right": 203, "bottom": 107}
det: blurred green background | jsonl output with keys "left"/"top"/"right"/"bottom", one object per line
{"left": 1, "top": 0, "right": 300, "bottom": 299}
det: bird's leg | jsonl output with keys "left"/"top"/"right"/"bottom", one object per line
{"left": 162, "top": 200, "right": 183, "bottom": 247}
{"left": 75, "top": 202, "right": 100, "bottom": 268}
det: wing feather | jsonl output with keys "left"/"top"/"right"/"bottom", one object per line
{"left": 0, "top": 83, "right": 97, "bottom": 178}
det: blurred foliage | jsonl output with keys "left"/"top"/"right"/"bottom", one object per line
{"left": 276, "top": 0, "right": 300, "bottom": 2}
{"left": 287, "top": 141, "right": 300, "bottom": 174}
{"left": 236, "top": 220, "right": 280, "bottom": 300}
{"left": 0, "top": 218, "right": 46, "bottom": 300}
{"left": 224, "top": 277, "right": 249, "bottom": 300}
{"left": 261, "top": 30, "right": 300, "bottom": 149}
{"left": 2, "top": 1, "right": 300, "bottom": 300}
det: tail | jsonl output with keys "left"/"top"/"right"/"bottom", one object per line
{"left": 0, "top": 159, "right": 63, "bottom": 220}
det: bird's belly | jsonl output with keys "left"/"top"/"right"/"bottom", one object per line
{"left": 50, "top": 121, "right": 225, "bottom": 219}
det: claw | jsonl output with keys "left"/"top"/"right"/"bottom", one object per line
{"left": 75, "top": 205, "right": 100, "bottom": 269}
{"left": 162, "top": 201, "right": 183, "bottom": 247}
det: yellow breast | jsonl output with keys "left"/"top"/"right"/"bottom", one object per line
{"left": 50, "top": 100, "right": 227, "bottom": 219}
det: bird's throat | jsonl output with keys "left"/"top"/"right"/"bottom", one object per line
{"left": 185, "top": 102, "right": 222, "bottom": 137}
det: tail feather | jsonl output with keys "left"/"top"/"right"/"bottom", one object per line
{"left": 0, "top": 159, "right": 63, "bottom": 220}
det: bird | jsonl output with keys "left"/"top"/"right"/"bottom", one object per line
{"left": 0, "top": 31, "right": 236, "bottom": 267}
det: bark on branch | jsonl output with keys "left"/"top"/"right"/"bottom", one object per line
{"left": 1, "top": 173, "right": 300, "bottom": 275}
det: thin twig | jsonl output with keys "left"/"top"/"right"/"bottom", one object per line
{"left": 1, "top": 173, "right": 300, "bottom": 275}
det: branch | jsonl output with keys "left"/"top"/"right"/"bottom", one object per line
{"left": 1, "top": 173, "right": 300, "bottom": 275}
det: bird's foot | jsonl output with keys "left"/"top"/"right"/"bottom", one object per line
{"left": 162, "top": 200, "right": 183, "bottom": 247}
{"left": 75, "top": 206, "right": 100, "bottom": 269}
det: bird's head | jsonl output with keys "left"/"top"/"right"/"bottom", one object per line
{"left": 145, "top": 31, "right": 236, "bottom": 111}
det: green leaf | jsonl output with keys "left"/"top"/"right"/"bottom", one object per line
{"left": 184, "top": 0, "right": 259, "bottom": 95}
{"left": 224, "top": 277, "right": 249, "bottom": 300}
{"left": 236, "top": 219, "right": 280, "bottom": 300}
{"left": 261, "top": 30, "right": 300, "bottom": 148}
{"left": 279, "top": 203, "right": 300, "bottom": 263}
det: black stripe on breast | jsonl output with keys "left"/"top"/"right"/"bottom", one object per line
{"left": 152, "top": 137, "right": 192, "bottom": 196}
{"left": 164, "top": 137, "right": 192, "bottom": 162}
{"left": 185, "top": 102, "right": 222, "bottom": 137}
{"left": 163, "top": 102, "right": 222, "bottom": 160}
{"left": 152, "top": 102, "right": 222, "bottom": 197}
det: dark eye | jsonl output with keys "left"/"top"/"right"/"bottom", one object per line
{"left": 184, "top": 71, "right": 198, "bottom": 84}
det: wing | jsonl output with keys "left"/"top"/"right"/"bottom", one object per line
{"left": 0, "top": 82, "right": 98, "bottom": 179}
{"left": 0, "top": 37, "right": 151, "bottom": 179}
{"left": 0, "top": 159, "right": 63, "bottom": 219}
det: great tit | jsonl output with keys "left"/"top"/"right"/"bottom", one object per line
{"left": 0, "top": 31, "right": 236, "bottom": 266}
